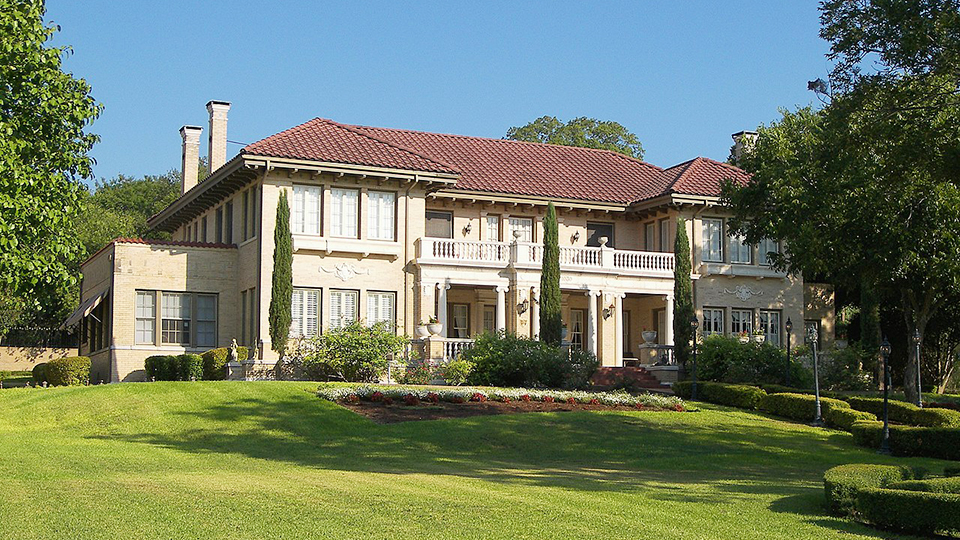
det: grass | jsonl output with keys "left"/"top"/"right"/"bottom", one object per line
{"left": 0, "top": 381, "right": 950, "bottom": 539}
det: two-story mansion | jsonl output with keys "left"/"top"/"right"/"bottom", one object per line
{"left": 72, "top": 101, "right": 834, "bottom": 383}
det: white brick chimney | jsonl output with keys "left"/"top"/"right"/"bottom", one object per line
{"left": 180, "top": 125, "right": 203, "bottom": 194}
{"left": 206, "top": 100, "right": 231, "bottom": 173}
{"left": 730, "top": 130, "right": 758, "bottom": 164}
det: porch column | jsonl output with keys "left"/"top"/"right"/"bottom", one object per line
{"left": 664, "top": 294, "right": 675, "bottom": 346}
{"left": 530, "top": 287, "right": 540, "bottom": 339}
{"left": 586, "top": 290, "right": 599, "bottom": 355}
{"left": 614, "top": 293, "right": 625, "bottom": 367}
{"left": 495, "top": 285, "right": 508, "bottom": 331}
{"left": 436, "top": 283, "right": 450, "bottom": 335}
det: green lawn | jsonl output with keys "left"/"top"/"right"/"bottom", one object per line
{"left": 0, "top": 382, "right": 948, "bottom": 539}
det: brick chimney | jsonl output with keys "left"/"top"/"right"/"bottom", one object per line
{"left": 730, "top": 130, "right": 758, "bottom": 164}
{"left": 206, "top": 100, "right": 231, "bottom": 173}
{"left": 180, "top": 125, "right": 203, "bottom": 194}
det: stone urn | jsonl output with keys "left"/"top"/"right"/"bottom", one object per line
{"left": 642, "top": 330, "right": 658, "bottom": 344}
{"left": 561, "top": 327, "right": 569, "bottom": 340}
{"left": 415, "top": 325, "right": 430, "bottom": 338}
{"left": 753, "top": 334, "right": 766, "bottom": 344}
{"left": 427, "top": 322, "right": 443, "bottom": 335}
{"left": 738, "top": 334, "right": 751, "bottom": 344}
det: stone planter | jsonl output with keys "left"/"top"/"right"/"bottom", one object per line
{"left": 753, "top": 334, "right": 766, "bottom": 344}
{"left": 427, "top": 322, "right": 443, "bottom": 335}
{"left": 561, "top": 327, "right": 569, "bottom": 340}
{"left": 738, "top": 335, "right": 751, "bottom": 344}
{"left": 415, "top": 325, "right": 430, "bottom": 338}
{"left": 641, "top": 330, "right": 658, "bottom": 344}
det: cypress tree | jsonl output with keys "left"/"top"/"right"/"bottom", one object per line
{"left": 673, "top": 217, "right": 694, "bottom": 367}
{"left": 539, "top": 203, "right": 562, "bottom": 345}
{"left": 269, "top": 190, "right": 293, "bottom": 356}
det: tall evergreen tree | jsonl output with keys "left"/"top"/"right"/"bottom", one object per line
{"left": 673, "top": 217, "right": 694, "bottom": 367}
{"left": 268, "top": 190, "right": 293, "bottom": 356}
{"left": 539, "top": 203, "right": 562, "bottom": 345}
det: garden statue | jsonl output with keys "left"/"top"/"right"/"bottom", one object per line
{"left": 229, "top": 339, "right": 239, "bottom": 364}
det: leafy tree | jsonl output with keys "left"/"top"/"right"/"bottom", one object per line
{"left": 673, "top": 218, "right": 694, "bottom": 367}
{"left": 268, "top": 190, "right": 293, "bottom": 356}
{"left": 506, "top": 116, "right": 644, "bottom": 159}
{"left": 0, "top": 1, "right": 101, "bottom": 318}
{"left": 539, "top": 203, "right": 562, "bottom": 346}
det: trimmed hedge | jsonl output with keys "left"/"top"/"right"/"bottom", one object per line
{"left": 759, "top": 392, "right": 851, "bottom": 425}
{"left": 848, "top": 396, "right": 960, "bottom": 427}
{"left": 201, "top": 347, "right": 248, "bottom": 381}
{"left": 31, "top": 362, "right": 46, "bottom": 383}
{"left": 144, "top": 355, "right": 178, "bottom": 381}
{"left": 824, "top": 407, "right": 877, "bottom": 431}
{"left": 176, "top": 354, "right": 203, "bottom": 381}
{"left": 672, "top": 381, "right": 766, "bottom": 409}
{"left": 857, "top": 487, "right": 960, "bottom": 535}
{"left": 823, "top": 463, "right": 915, "bottom": 514}
{"left": 890, "top": 477, "right": 960, "bottom": 494}
{"left": 44, "top": 356, "right": 91, "bottom": 386}
{"left": 852, "top": 420, "right": 960, "bottom": 460}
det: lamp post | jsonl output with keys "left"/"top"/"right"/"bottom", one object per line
{"left": 785, "top": 318, "right": 793, "bottom": 387}
{"left": 912, "top": 329, "right": 922, "bottom": 408}
{"left": 809, "top": 325, "right": 823, "bottom": 427}
{"left": 690, "top": 315, "right": 700, "bottom": 401}
{"left": 879, "top": 337, "right": 892, "bottom": 455}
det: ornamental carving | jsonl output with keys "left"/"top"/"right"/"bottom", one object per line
{"left": 724, "top": 285, "right": 764, "bottom": 302}
{"left": 320, "top": 263, "right": 370, "bottom": 282}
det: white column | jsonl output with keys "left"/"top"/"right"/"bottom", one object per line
{"left": 664, "top": 294, "right": 675, "bottom": 346}
{"left": 436, "top": 283, "right": 450, "bottom": 336}
{"left": 530, "top": 287, "right": 540, "bottom": 339}
{"left": 495, "top": 285, "right": 508, "bottom": 331}
{"left": 614, "top": 293, "right": 625, "bottom": 367}
{"left": 586, "top": 290, "right": 599, "bottom": 355}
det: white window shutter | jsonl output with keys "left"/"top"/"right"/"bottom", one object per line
{"left": 345, "top": 291, "right": 357, "bottom": 323}
{"left": 345, "top": 191, "right": 358, "bottom": 237}
{"left": 382, "top": 293, "right": 394, "bottom": 324}
{"left": 331, "top": 190, "right": 342, "bottom": 236}
{"left": 367, "top": 294, "right": 378, "bottom": 325}
{"left": 305, "top": 290, "right": 318, "bottom": 336}
{"left": 290, "top": 290, "right": 302, "bottom": 336}
{"left": 330, "top": 291, "right": 341, "bottom": 329}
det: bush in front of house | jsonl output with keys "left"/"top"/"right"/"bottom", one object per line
{"left": 144, "top": 355, "right": 177, "bottom": 381}
{"left": 857, "top": 487, "right": 960, "bottom": 535}
{"left": 44, "top": 356, "right": 91, "bottom": 386}
{"left": 848, "top": 396, "right": 960, "bottom": 427}
{"left": 294, "top": 321, "right": 408, "bottom": 382}
{"left": 31, "top": 362, "right": 47, "bottom": 383}
{"left": 200, "top": 346, "right": 248, "bottom": 380}
{"left": 819, "top": 345, "right": 874, "bottom": 391}
{"left": 462, "top": 331, "right": 598, "bottom": 390}
{"left": 396, "top": 363, "right": 434, "bottom": 385}
{"left": 176, "top": 354, "right": 203, "bottom": 381}
{"left": 672, "top": 380, "right": 767, "bottom": 409}
{"left": 695, "top": 335, "right": 813, "bottom": 387}
{"left": 823, "top": 406, "right": 877, "bottom": 431}
{"left": 823, "top": 463, "right": 917, "bottom": 514}
{"left": 851, "top": 420, "right": 960, "bottom": 460}
{"left": 437, "top": 359, "right": 474, "bottom": 386}
{"left": 759, "top": 392, "right": 852, "bottom": 425}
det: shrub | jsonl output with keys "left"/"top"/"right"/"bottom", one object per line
{"left": 848, "top": 396, "right": 960, "bottom": 427}
{"left": 857, "top": 487, "right": 960, "bottom": 535}
{"left": 31, "top": 362, "right": 46, "bottom": 383}
{"left": 819, "top": 345, "right": 874, "bottom": 391}
{"left": 759, "top": 392, "right": 851, "bottom": 424}
{"left": 824, "top": 407, "right": 877, "bottom": 431}
{"left": 438, "top": 359, "right": 474, "bottom": 386}
{"left": 144, "top": 355, "right": 178, "bottom": 381}
{"left": 672, "top": 380, "right": 766, "bottom": 409}
{"left": 463, "top": 331, "right": 598, "bottom": 389}
{"left": 176, "top": 354, "right": 203, "bottom": 381}
{"left": 852, "top": 420, "right": 960, "bottom": 460}
{"left": 294, "top": 321, "right": 408, "bottom": 382}
{"left": 695, "top": 334, "right": 813, "bottom": 387}
{"left": 890, "top": 477, "right": 960, "bottom": 494}
{"left": 44, "top": 356, "right": 91, "bottom": 386}
{"left": 200, "top": 346, "right": 248, "bottom": 381}
{"left": 823, "top": 463, "right": 915, "bottom": 514}
{"left": 397, "top": 363, "right": 433, "bottom": 385}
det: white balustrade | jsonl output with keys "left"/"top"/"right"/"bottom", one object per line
{"left": 443, "top": 338, "right": 475, "bottom": 361}
{"left": 420, "top": 238, "right": 508, "bottom": 264}
{"left": 613, "top": 250, "right": 675, "bottom": 273}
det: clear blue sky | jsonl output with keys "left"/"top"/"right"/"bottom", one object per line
{"left": 47, "top": 1, "right": 831, "bottom": 185}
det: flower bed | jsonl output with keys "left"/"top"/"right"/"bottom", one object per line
{"left": 317, "top": 384, "right": 686, "bottom": 411}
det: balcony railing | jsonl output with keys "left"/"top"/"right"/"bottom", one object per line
{"left": 417, "top": 238, "right": 675, "bottom": 276}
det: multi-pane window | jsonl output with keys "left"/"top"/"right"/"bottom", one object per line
{"left": 645, "top": 223, "right": 656, "bottom": 251}
{"left": 586, "top": 222, "right": 614, "bottom": 247}
{"left": 290, "top": 288, "right": 320, "bottom": 337}
{"left": 201, "top": 216, "right": 208, "bottom": 243}
{"left": 509, "top": 217, "right": 533, "bottom": 242}
{"left": 248, "top": 186, "right": 257, "bottom": 239}
{"left": 331, "top": 188, "right": 359, "bottom": 238}
{"left": 483, "top": 306, "right": 496, "bottom": 333}
{"left": 216, "top": 206, "right": 224, "bottom": 243}
{"left": 161, "top": 293, "right": 191, "bottom": 345}
{"left": 367, "top": 191, "right": 396, "bottom": 240}
{"left": 135, "top": 291, "right": 156, "bottom": 344}
{"left": 451, "top": 304, "right": 469, "bottom": 338}
{"left": 485, "top": 215, "right": 500, "bottom": 241}
{"left": 570, "top": 309, "right": 585, "bottom": 350}
{"left": 731, "top": 309, "right": 753, "bottom": 336}
{"left": 759, "top": 310, "right": 781, "bottom": 346}
{"left": 702, "top": 308, "right": 724, "bottom": 336}
{"left": 425, "top": 211, "right": 453, "bottom": 238}
{"left": 758, "top": 238, "right": 779, "bottom": 266}
{"left": 241, "top": 288, "right": 257, "bottom": 344}
{"left": 292, "top": 185, "right": 321, "bottom": 234}
{"left": 366, "top": 291, "right": 395, "bottom": 326}
{"left": 225, "top": 201, "right": 234, "bottom": 244}
{"left": 702, "top": 218, "right": 723, "bottom": 262}
{"left": 329, "top": 290, "right": 358, "bottom": 330}
{"left": 659, "top": 218, "right": 670, "bottom": 253}
{"left": 196, "top": 295, "right": 216, "bottom": 347}
{"left": 729, "top": 231, "right": 752, "bottom": 264}
{"left": 242, "top": 190, "right": 250, "bottom": 240}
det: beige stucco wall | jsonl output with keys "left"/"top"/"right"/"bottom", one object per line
{"left": 804, "top": 282, "right": 836, "bottom": 349}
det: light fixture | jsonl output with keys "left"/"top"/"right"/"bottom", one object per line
{"left": 517, "top": 299, "right": 529, "bottom": 315}
{"left": 463, "top": 222, "right": 472, "bottom": 235}
{"left": 602, "top": 305, "right": 613, "bottom": 319}
{"left": 572, "top": 231, "right": 581, "bottom": 242}
{"left": 689, "top": 315, "right": 699, "bottom": 330}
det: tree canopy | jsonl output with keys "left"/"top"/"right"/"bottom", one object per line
{"left": 505, "top": 116, "right": 644, "bottom": 159}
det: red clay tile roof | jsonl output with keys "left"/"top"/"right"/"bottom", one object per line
{"left": 657, "top": 157, "right": 750, "bottom": 199}
{"left": 242, "top": 118, "right": 459, "bottom": 175}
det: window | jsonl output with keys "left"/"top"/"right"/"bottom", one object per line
{"left": 185, "top": 225, "right": 191, "bottom": 242}
{"left": 485, "top": 215, "right": 500, "bottom": 241}
{"left": 483, "top": 305, "right": 496, "bottom": 333}
{"left": 586, "top": 222, "right": 614, "bottom": 247}
{"left": 292, "top": 185, "right": 321, "bottom": 235}
{"left": 759, "top": 238, "right": 779, "bottom": 266}
{"left": 331, "top": 188, "right": 359, "bottom": 238}
{"left": 366, "top": 291, "right": 395, "bottom": 326}
{"left": 702, "top": 218, "right": 723, "bottom": 262}
{"left": 225, "top": 201, "right": 233, "bottom": 244}
{"left": 161, "top": 293, "right": 191, "bottom": 345}
{"left": 242, "top": 190, "right": 249, "bottom": 241}
{"left": 248, "top": 186, "right": 257, "bottom": 239}
{"left": 450, "top": 304, "right": 469, "bottom": 338}
{"left": 659, "top": 218, "right": 670, "bottom": 253}
{"left": 645, "top": 223, "right": 656, "bottom": 250}
{"left": 201, "top": 216, "right": 208, "bottom": 243}
{"left": 509, "top": 217, "right": 533, "bottom": 242}
{"left": 570, "top": 309, "right": 585, "bottom": 350}
{"left": 329, "top": 290, "right": 358, "bottom": 330}
{"left": 731, "top": 309, "right": 753, "bottom": 336}
{"left": 290, "top": 288, "right": 320, "bottom": 337}
{"left": 729, "top": 231, "right": 752, "bottom": 264}
{"left": 215, "top": 206, "right": 223, "bottom": 243}
{"left": 241, "top": 290, "right": 247, "bottom": 343}
{"left": 702, "top": 308, "right": 724, "bottom": 336}
{"left": 196, "top": 295, "right": 216, "bottom": 347}
{"left": 85, "top": 295, "right": 108, "bottom": 353}
{"left": 246, "top": 288, "right": 256, "bottom": 345}
{"left": 425, "top": 211, "right": 453, "bottom": 238}
{"left": 193, "top": 222, "right": 199, "bottom": 242}
{"left": 367, "top": 191, "right": 396, "bottom": 240}
{"left": 136, "top": 291, "right": 156, "bottom": 344}
{"left": 760, "top": 310, "right": 782, "bottom": 346}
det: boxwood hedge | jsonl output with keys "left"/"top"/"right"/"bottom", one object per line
{"left": 144, "top": 355, "right": 178, "bottom": 381}
{"left": 201, "top": 347, "right": 248, "bottom": 381}
{"left": 759, "top": 392, "right": 851, "bottom": 425}
{"left": 851, "top": 420, "right": 960, "bottom": 460}
{"left": 176, "top": 354, "right": 203, "bottom": 381}
{"left": 857, "top": 487, "right": 960, "bottom": 535}
{"left": 823, "top": 463, "right": 916, "bottom": 514}
{"left": 44, "top": 356, "right": 91, "bottom": 386}
{"left": 671, "top": 381, "right": 766, "bottom": 409}
{"left": 848, "top": 396, "right": 960, "bottom": 427}
{"left": 890, "top": 477, "right": 960, "bottom": 494}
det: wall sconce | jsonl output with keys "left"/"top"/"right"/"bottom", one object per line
{"left": 602, "top": 304, "right": 614, "bottom": 319}
{"left": 463, "top": 222, "right": 472, "bottom": 235}
{"left": 572, "top": 231, "right": 581, "bottom": 243}
{"left": 517, "top": 299, "right": 529, "bottom": 315}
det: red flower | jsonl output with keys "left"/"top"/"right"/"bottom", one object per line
{"left": 520, "top": 394, "right": 531, "bottom": 402}
{"left": 543, "top": 396, "right": 554, "bottom": 403}
{"left": 470, "top": 392, "right": 487, "bottom": 402}
{"left": 451, "top": 396, "right": 465, "bottom": 404}
{"left": 501, "top": 397, "right": 511, "bottom": 403}
{"left": 370, "top": 391, "right": 384, "bottom": 402}
{"left": 566, "top": 397, "right": 576, "bottom": 404}
{"left": 426, "top": 392, "right": 440, "bottom": 403}
{"left": 383, "top": 397, "right": 394, "bottom": 405}
{"left": 589, "top": 398, "right": 600, "bottom": 405}
{"left": 674, "top": 403, "right": 684, "bottom": 412}
{"left": 635, "top": 403, "right": 645, "bottom": 410}
{"left": 403, "top": 394, "right": 420, "bottom": 406}
{"left": 347, "top": 394, "right": 360, "bottom": 403}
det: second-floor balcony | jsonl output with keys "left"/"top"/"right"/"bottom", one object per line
{"left": 416, "top": 238, "right": 675, "bottom": 277}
